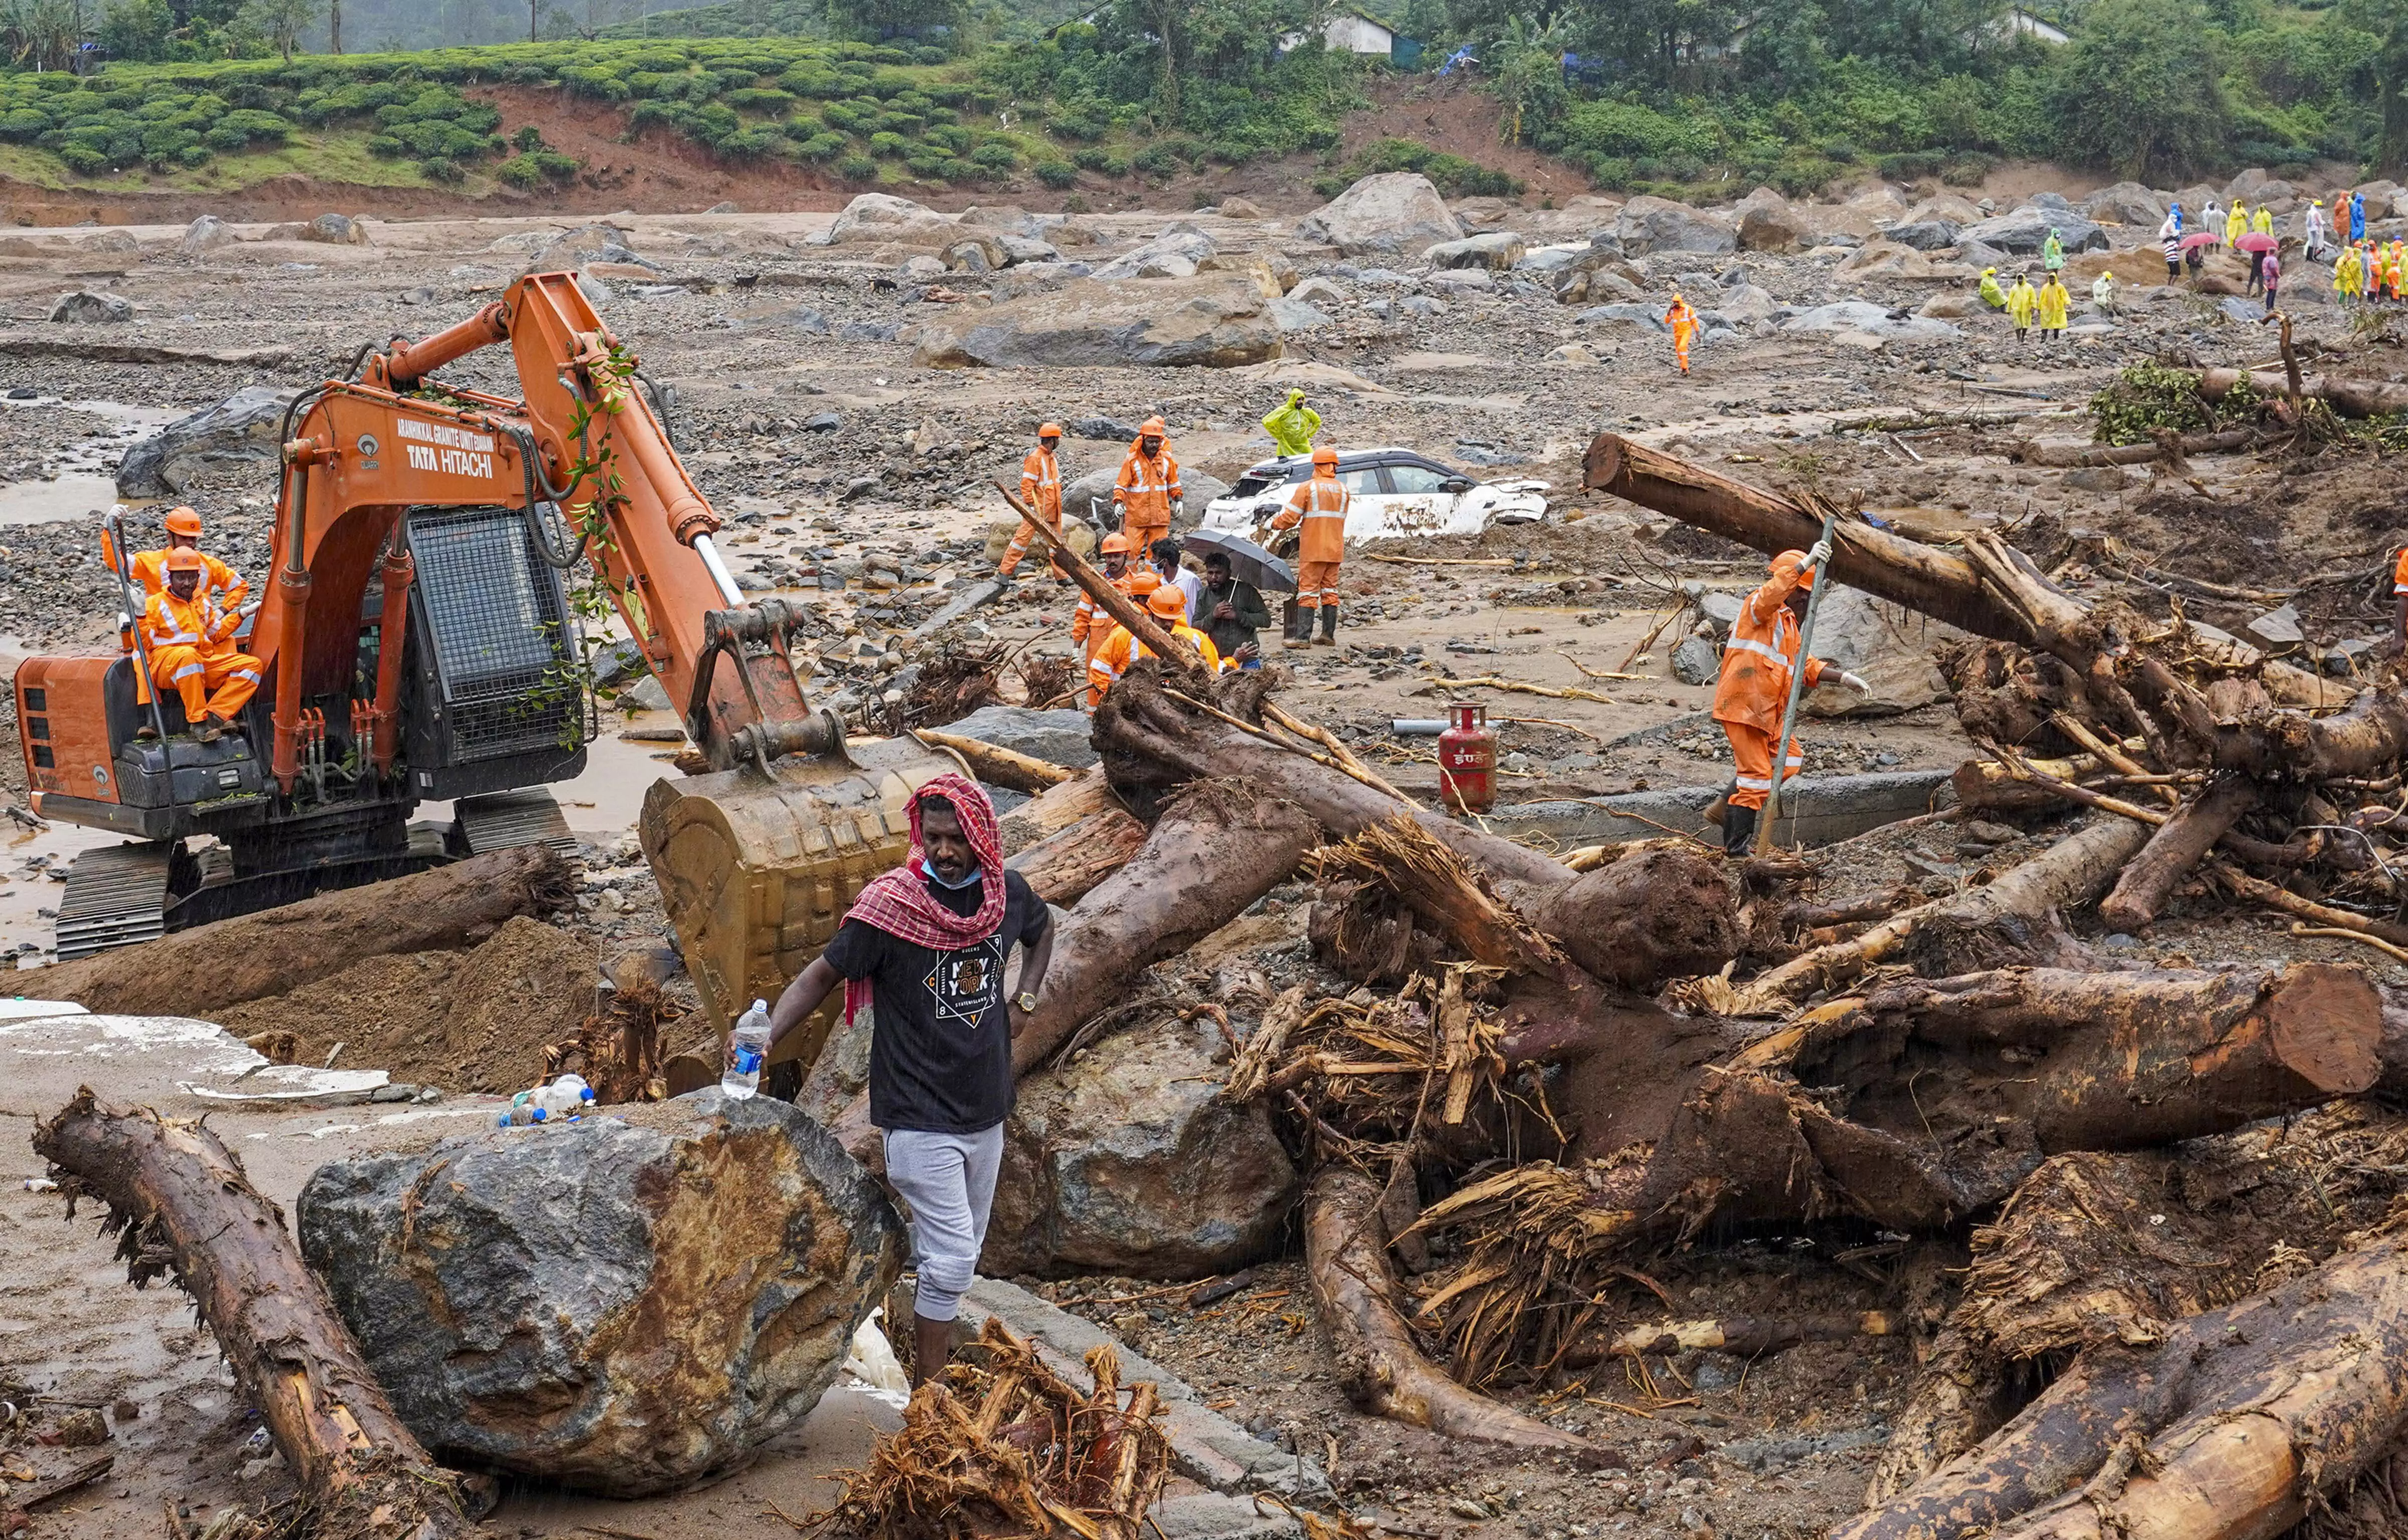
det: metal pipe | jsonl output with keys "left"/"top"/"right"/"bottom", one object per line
{"left": 1756, "top": 508, "right": 1842, "bottom": 857}
{"left": 375, "top": 301, "right": 510, "bottom": 389}
{"left": 692, "top": 534, "right": 744, "bottom": 607}
{"left": 368, "top": 520, "right": 414, "bottom": 778}
{"left": 271, "top": 449, "right": 318, "bottom": 794}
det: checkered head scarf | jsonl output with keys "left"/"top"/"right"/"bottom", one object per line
{"left": 838, "top": 772, "right": 1006, "bottom": 1023}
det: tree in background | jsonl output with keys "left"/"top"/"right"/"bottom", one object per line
{"left": 2048, "top": 0, "right": 2226, "bottom": 180}
{"left": 2342, "top": 0, "right": 2408, "bottom": 173}
{"left": 824, "top": 0, "right": 959, "bottom": 44}
{"left": 1491, "top": 13, "right": 1568, "bottom": 144}
{"left": 238, "top": 0, "right": 316, "bottom": 59}
{"left": 0, "top": 0, "right": 84, "bottom": 70}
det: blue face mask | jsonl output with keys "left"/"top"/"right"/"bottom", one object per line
{"left": 926, "top": 861, "right": 983, "bottom": 891}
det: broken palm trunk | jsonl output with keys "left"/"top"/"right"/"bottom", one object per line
{"left": 1836, "top": 1230, "right": 2408, "bottom": 1540}
{"left": 1401, "top": 963, "right": 2377, "bottom": 1383}
{"left": 34, "top": 1089, "right": 476, "bottom": 1540}
{"left": 819, "top": 1317, "right": 1171, "bottom": 1540}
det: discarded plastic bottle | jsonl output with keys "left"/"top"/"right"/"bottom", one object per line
{"left": 531, "top": 1073, "right": 595, "bottom": 1119}
{"left": 724, "top": 1000, "right": 772, "bottom": 1100}
{"left": 497, "top": 1100, "right": 549, "bottom": 1128}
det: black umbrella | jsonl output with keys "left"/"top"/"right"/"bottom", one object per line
{"left": 1182, "top": 528, "right": 1295, "bottom": 593}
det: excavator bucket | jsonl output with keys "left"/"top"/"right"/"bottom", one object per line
{"left": 639, "top": 735, "right": 960, "bottom": 1072}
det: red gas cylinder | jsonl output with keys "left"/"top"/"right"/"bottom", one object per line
{"left": 1437, "top": 702, "right": 1497, "bottom": 814}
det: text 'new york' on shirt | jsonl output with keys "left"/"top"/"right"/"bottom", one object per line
{"left": 822, "top": 866, "right": 1050, "bottom": 1135}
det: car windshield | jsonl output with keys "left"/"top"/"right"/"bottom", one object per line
{"left": 1228, "top": 473, "right": 1276, "bottom": 499}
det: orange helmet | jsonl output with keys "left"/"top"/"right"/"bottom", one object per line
{"left": 1774, "top": 549, "right": 1815, "bottom": 591}
{"left": 1311, "top": 446, "right": 1338, "bottom": 468}
{"left": 1147, "top": 585, "right": 1189, "bottom": 618}
{"left": 163, "top": 547, "right": 207, "bottom": 575}
{"left": 1126, "top": 569, "right": 1162, "bottom": 597}
{"left": 1101, "top": 531, "right": 1132, "bottom": 554}
{"left": 1139, "top": 416, "right": 1167, "bottom": 438}
{"left": 1037, "top": 422, "right": 1063, "bottom": 440}
{"left": 164, "top": 506, "right": 202, "bottom": 537}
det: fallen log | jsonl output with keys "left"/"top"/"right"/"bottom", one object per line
{"left": 1302, "top": 1167, "right": 1588, "bottom": 1450}
{"left": 2009, "top": 427, "right": 2258, "bottom": 467}
{"left": 2199, "top": 365, "right": 2408, "bottom": 418}
{"left": 2094, "top": 773, "right": 2256, "bottom": 933}
{"left": 25, "top": 844, "right": 573, "bottom": 1017}
{"left": 1835, "top": 1233, "right": 2408, "bottom": 1540}
{"left": 1568, "top": 1312, "right": 1893, "bottom": 1366}
{"left": 1012, "top": 778, "right": 1319, "bottom": 1075}
{"left": 1006, "top": 804, "right": 1150, "bottom": 907}
{"left": 911, "top": 727, "right": 1077, "bottom": 793}
{"left": 35, "top": 1089, "right": 474, "bottom": 1539}
{"left": 1730, "top": 815, "right": 2150, "bottom": 1013}
{"left": 1526, "top": 845, "right": 1740, "bottom": 991}
{"left": 998, "top": 765, "right": 1124, "bottom": 856}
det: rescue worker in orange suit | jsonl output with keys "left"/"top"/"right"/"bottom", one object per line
{"left": 110, "top": 506, "right": 249, "bottom": 709}
{"left": 1665, "top": 292, "right": 1699, "bottom": 375}
{"left": 1270, "top": 445, "right": 1347, "bottom": 647}
{"left": 141, "top": 548, "right": 261, "bottom": 745}
{"left": 1711, "top": 542, "right": 1869, "bottom": 857}
{"left": 1000, "top": 423, "right": 1065, "bottom": 580}
{"left": 1079, "top": 569, "right": 1164, "bottom": 707}
{"left": 1071, "top": 532, "right": 1138, "bottom": 665}
{"left": 1088, "top": 583, "right": 1224, "bottom": 708}
{"left": 1112, "top": 417, "right": 1181, "bottom": 560}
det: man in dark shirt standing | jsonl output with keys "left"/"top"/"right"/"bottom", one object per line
{"left": 1198, "top": 550, "right": 1270, "bottom": 670}
{"left": 759, "top": 771, "right": 1054, "bottom": 1386}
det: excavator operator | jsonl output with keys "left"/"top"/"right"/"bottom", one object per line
{"left": 130, "top": 507, "right": 247, "bottom": 604}
{"left": 141, "top": 548, "right": 260, "bottom": 745}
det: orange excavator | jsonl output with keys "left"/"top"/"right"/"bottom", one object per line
{"left": 15, "top": 273, "right": 949, "bottom": 1065}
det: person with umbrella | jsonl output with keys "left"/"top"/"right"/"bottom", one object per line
{"left": 2236, "top": 227, "right": 2275, "bottom": 294}
{"left": 1270, "top": 445, "right": 1350, "bottom": 647}
{"left": 1196, "top": 550, "right": 1270, "bottom": 671}
{"left": 2037, "top": 269, "right": 2070, "bottom": 350}
{"left": 2042, "top": 228, "right": 2065, "bottom": 278}
{"left": 2006, "top": 270, "right": 2037, "bottom": 344}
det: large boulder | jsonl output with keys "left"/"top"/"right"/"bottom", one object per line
{"left": 527, "top": 221, "right": 645, "bottom": 273}
{"left": 1424, "top": 231, "right": 1526, "bottom": 270}
{"left": 2081, "top": 182, "right": 2169, "bottom": 225}
{"left": 913, "top": 276, "right": 1280, "bottom": 369}
{"left": 1780, "top": 301, "right": 1960, "bottom": 341}
{"left": 1900, "top": 192, "right": 1982, "bottom": 227}
{"left": 1888, "top": 220, "right": 1962, "bottom": 251}
{"left": 1294, "top": 173, "right": 1463, "bottom": 256}
{"left": 297, "top": 1089, "right": 903, "bottom": 1497}
{"left": 1059, "top": 466, "right": 1230, "bottom": 533}
{"left": 1090, "top": 224, "right": 1217, "bottom": 280}
{"left": 984, "top": 1012, "right": 1301, "bottom": 1279}
{"left": 48, "top": 290, "right": 131, "bottom": 323}
{"left": 1800, "top": 584, "right": 1962, "bottom": 716}
{"left": 945, "top": 705, "right": 1100, "bottom": 770}
{"left": 1617, "top": 195, "right": 1737, "bottom": 255}
{"left": 180, "top": 214, "right": 234, "bottom": 257}
{"left": 1956, "top": 205, "right": 2108, "bottom": 256}
{"left": 304, "top": 212, "right": 366, "bottom": 244}
{"left": 114, "top": 384, "right": 299, "bottom": 497}
{"left": 1734, "top": 188, "right": 1805, "bottom": 252}
{"left": 827, "top": 192, "right": 956, "bottom": 246}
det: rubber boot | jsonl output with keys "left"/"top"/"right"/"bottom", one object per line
{"left": 1314, "top": 603, "right": 1338, "bottom": 646}
{"left": 1702, "top": 779, "right": 1736, "bottom": 827}
{"left": 1285, "top": 604, "right": 1313, "bottom": 648}
{"left": 1722, "top": 804, "right": 1756, "bottom": 860}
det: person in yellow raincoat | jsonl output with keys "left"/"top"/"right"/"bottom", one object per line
{"left": 1664, "top": 291, "right": 1700, "bottom": 373}
{"left": 1260, "top": 389, "right": 1320, "bottom": 458}
{"left": 2338, "top": 242, "right": 2364, "bottom": 307}
{"left": 2251, "top": 203, "right": 2273, "bottom": 237}
{"left": 2226, "top": 199, "right": 2248, "bottom": 247}
{"left": 2006, "top": 272, "right": 2037, "bottom": 343}
{"left": 2036, "top": 272, "right": 2070, "bottom": 349}
{"left": 1979, "top": 267, "right": 2006, "bottom": 308}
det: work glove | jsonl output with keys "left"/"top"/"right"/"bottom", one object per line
{"left": 1836, "top": 670, "right": 1872, "bottom": 695}
{"left": 1172, "top": 498, "right": 1185, "bottom": 521}
{"left": 1806, "top": 538, "right": 1834, "bottom": 572}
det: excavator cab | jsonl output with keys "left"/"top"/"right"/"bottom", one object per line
{"left": 18, "top": 274, "right": 953, "bottom": 1072}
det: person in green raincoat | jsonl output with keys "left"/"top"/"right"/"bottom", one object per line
{"left": 1980, "top": 266, "right": 2006, "bottom": 308}
{"left": 2042, "top": 228, "right": 2065, "bottom": 275}
{"left": 1261, "top": 389, "right": 1321, "bottom": 457}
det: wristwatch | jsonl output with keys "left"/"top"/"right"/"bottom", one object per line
{"left": 1015, "top": 991, "right": 1038, "bottom": 1013}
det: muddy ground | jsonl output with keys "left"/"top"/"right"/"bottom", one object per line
{"left": 4, "top": 179, "right": 2408, "bottom": 1540}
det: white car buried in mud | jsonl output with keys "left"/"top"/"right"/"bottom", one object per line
{"left": 1196, "top": 448, "right": 1549, "bottom": 543}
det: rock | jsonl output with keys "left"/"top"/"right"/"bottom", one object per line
{"left": 115, "top": 384, "right": 299, "bottom": 498}
{"left": 705, "top": 200, "right": 740, "bottom": 214}
{"left": 1091, "top": 224, "right": 1215, "bottom": 281}
{"left": 1957, "top": 206, "right": 2109, "bottom": 256}
{"left": 1616, "top": 195, "right": 1737, "bottom": 256}
{"left": 48, "top": 290, "right": 131, "bottom": 323}
{"left": 1424, "top": 231, "right": 1526, "bottom": 270}
{"left": 1841, "top": 240, "right": 1941, "bottom": 277}
{"left": 1294, "top": 173, "right": 1463, "bottom": 256}
{"left": 1546, "top": 342, "right": 1603, "bottom": 365}
{"left": 959, "top": 204, "right": 1041, "bottom": 234}
{"left": 1266, "top": 297, "right": 1333, "bottom": 332}
{"left": 1918, "top": 291, "right": 1978, "bottom": 318}
{"left": 984, "top": 1013, "right": 1299, "bottom": 1279}
{"left": 305, "top": 212, "right": 364, "bottom": 244}
{"left": 1217, "top": 196, "right": 1264, "bottom": 219}
{"left": 827, "top": 192, "right": 955, "bottom": 246}
{"left": 1900, "top": 193, "right": 1982, "bottom": 226}
{"left": 898, "top": 253, "right": 947, "bottom": 282}
{"left": 1800, "top": 584, "right": 1961, "bottom": 717}
{"left": 1716, "top": 283, "right": 1777, "bottom": 324}
{"left": 1888, "top": 220, "right": 1962, "bottom": 251}
{"left": 297, "top": 1089, "right": 903, "bottom": 1497}
{"left": 997, "top": 233, "right": 1062, "bottom": 266}
{"left": 2063, "top": 465, "right": 2133, "bottom": 494}
{"left": 1734, "top": 187, "right": 1804, "bottom": 252}
{"left": 2225, "top": 168, "right": 2273, "bottom": 200}
{"left": 528, "top": 221, "right": 642, "bottom": 272}
{"left": 913, "top": 276, "right": 1281, "bottom": 370}
{"left": 1069, "top": 415, "right": 1139, "bottom": 441}
{"left": 1671, "top": 634, "right": 1720, "bottom": 686}
{"left": 1287, "top": 275, "right": 1347, "bottom": 306}
{"left": 2081, "top": 182, "right": 2169, "bottom": 225}
{"left": 2247, "top": 603, "right": 2304, "bottom": 648}
{"left": 1060, "top": 466, "right": 1228, "bottom": 531}
{"left": 1574, "top": 302, "right": 1669, "bottom": 332}
{"left": 180, "top": 214, "right": 233, "bottom": 256}
{"left": 945, "top": 705, "right": 1101, "bottom": 770}
{"left": 981, "top": 514, "right": 1101, "bottom": 566}
{"left": 399, "top": 285, "right": 436, "bottom": 305}
{"left": 575, "top": 268, "right": 615, "bottom": 306}
{"left": 1780, "top": 301, "right": 1959, "bottom": 340}
{"left": 1422, "top": 267, "right": 1493, "bottom": 293}
{"left": 941, "top": 232, "right": 1008, "bottom": 272}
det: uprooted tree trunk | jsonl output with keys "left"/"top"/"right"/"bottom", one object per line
{"left": 1006, "top": 802, "right": 1150, "bottom": 907}
{"left": 2009, "top": 427, "right": 2259, "bottom": 467}
{"left": 35, "top": 1089, "right": 475, "bottom": 1540}
{"left": 1302, "top": 1167, "right": 1589, "bottom": 1451}
{"left": 2095, "top": 774, "right": 2256, "bottom": 933}
{"left": 26, "top": 845, "right": 573, "bottom": 1017}
{"left": 1012, "top": 777, "right": 1321, "bottom": 1075}
{"left": 1835, "top": 1232, "right": 2408, "bottom": 1540}
{"left": 2198, "top": 365, "right": 2408, "bottom": 418}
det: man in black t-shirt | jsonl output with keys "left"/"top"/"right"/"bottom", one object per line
{"left": 760, "top": 775, "right": 1054, "bottom": 1386}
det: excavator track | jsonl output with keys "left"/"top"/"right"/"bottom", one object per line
{"left": 53, "top": 842, "right": 174, "bottom": 960}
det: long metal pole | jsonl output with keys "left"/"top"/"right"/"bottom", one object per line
{"left": 1754, "top": 508, "right": 1840, "bottom": 857}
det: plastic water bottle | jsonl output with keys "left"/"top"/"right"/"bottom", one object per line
{"left": 496, "top": 1102, "right": 548, "bottom": 1128}
{"left": 532, "top": 1073, "right": 594, "bottom": 1119}
{"left": 723, "top": 1000, "right": 771, "bottom": 1100}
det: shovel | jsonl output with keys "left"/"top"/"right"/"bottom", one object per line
{"left": 1754, "top": 507, "right": 1842, "bottom": 857}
